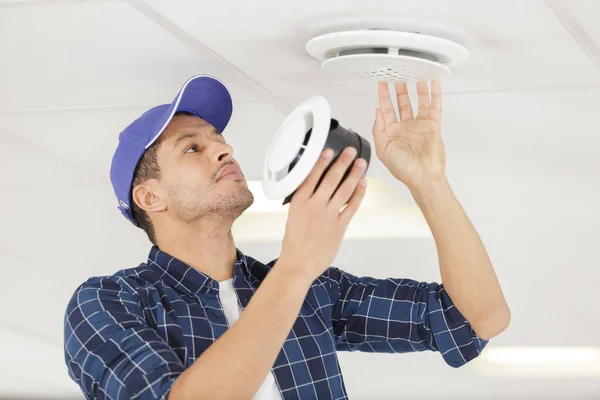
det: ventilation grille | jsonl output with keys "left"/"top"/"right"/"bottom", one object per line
{"left": 306, "top": 29, "right": 470, "bottom": 82}
{"left": 356, "top": 62, "right": 424, "bottom": 81}
{"left": 326, "top": 47, "right": 444, "bottom": 81}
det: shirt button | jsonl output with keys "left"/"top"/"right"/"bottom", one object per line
{"left": 206, "top": 281, "right": 213, "bottom": 289}
{"left": 214, "top": 310, "right": 223, "bottom": 318}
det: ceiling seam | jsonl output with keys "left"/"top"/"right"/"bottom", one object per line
{"left": 126, "top": 0, "right": 294, "bottom": 115}
{"left": 0, "top": 0, "right": 119, "bottom": 5}
{"left": 276, "top": 83, "right": 600, "bottom": 101}
{"left": 1, "top": 84, "right": 586, "bottom": 114}
{"left": 0, "top": 125, "right": 105, "bottom": 182}
{"left": 1, "top": 83, "right": 598, "bottom": 115}
{"left": 0, "top": 0, "right": 79, "bottom": 8}
{"left": 0, "top": 98, "right": 270, "bottom": 115}
{"left": 546, "top": 0, "right": 600, "bottom": 74}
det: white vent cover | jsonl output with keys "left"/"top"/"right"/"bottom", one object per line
{"left": 262, "top": 96, "right": 331, "bottom": 200}
{"left": 306, "top": 29, "right": 469, "bottom": 82}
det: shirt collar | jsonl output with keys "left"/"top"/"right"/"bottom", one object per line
{"left": 146, "top": 246, "right": 251, "bottom": 297}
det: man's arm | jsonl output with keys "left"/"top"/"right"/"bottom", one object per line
{"left": 64, "top": 264, "right": 315, "bottom": 400}
{"left": 324, "top": 267, "right": 488, "bottom": 368}
{"left": 169, "top": 261, "right": 313, "bottom": 399}
{"left": 370, "top": 81, "right": 510, "bottom": 341}
{"left": 64, "top": 276, "right": 186, "bottom": 399}
{"left": 410, "top": 178, "right": 510, "bottom": 340}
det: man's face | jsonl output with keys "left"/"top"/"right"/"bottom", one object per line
{"left": 154, "top": 114, "right": 254, "bottom": 224}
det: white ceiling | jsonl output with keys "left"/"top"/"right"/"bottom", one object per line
{"left": 1, "top": 0, "right": 599, "bottom": 399}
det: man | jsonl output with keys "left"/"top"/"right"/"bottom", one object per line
{"left": 63, "top": 75, "right": 510, "bottom": 400}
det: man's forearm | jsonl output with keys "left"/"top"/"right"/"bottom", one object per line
{"left": 410, "top": 177, "right": 510, "bottom": 340}
{"left": 169, "top": 259, "right": 313, "bottom": 400}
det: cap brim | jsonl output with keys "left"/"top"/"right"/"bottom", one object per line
{"left": 145, "top": 74, "right": 233, "bottom": 149}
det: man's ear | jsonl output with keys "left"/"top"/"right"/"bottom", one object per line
{"left": 132, "top": 180, "right": 167, "bottom": 214}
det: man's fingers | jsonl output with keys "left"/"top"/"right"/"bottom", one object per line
{"left": 416, "top": 82, "right": 431, "bottom": 119}
{"left": 429, "top": 80, "right": 442, "bottom": 123}
{"left": 293, "top": 148, "right": 333, "bottom": 203}
{"left": 329, "top": 157, "right": 367, "bottom": 208}
{"left": 394, "top": 82, "right": 414, "bottom": 121}
{"left": 372, "top": 108, "right": 389, "bottom": 153}
{"left": 339, "top": 178, "right": 367, "bottom": 223}
{"left": 313, "top": 147, "right": 357, "bottom": 202}
{"left": 378, "top": 82, "right": 398, "bottom": 126}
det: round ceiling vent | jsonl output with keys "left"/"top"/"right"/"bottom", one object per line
{"left": 262, "top": 96, "right": 371, "bottom": 204}
{"left": 306, "top": 29, "right": 469, "bottom": 82}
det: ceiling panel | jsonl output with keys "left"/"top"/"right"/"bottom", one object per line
{"left": 0, "top": 186, "right": 152, "bottom": 272}
{"left": 145, "top": 0, "right": 600, "bottom": 98}
{"left": 0, "top": 325, "right": 82, "bottom": 398}
{"left": 0, "top": 1, "right": 260, "bottom": 112}
{"left": 0, "top": 125, "right": 97, "bottom": 189}
{"left": 0, "top": 251, "right": 79, "bottom": 343}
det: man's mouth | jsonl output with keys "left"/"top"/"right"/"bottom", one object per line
{"left": 217, "top": 164, "right": 244, "bottom": 181}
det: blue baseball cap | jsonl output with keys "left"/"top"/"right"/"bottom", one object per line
{"left": 110, "top": 74, "right": 233, "bottom": 226}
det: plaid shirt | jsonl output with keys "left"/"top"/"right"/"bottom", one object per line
{"left": 64, "top": 246, "right": 488, "bottom": 399}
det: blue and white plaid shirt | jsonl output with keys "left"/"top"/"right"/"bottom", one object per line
{"left": 64, "top": 246, "right": 488, "bottom": 399}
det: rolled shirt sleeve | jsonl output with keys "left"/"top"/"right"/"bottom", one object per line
{"left": 64, "top": 276, "right": 185, "bottom": 399}
{"left": 323, "top": 266, "right": 488, "bottom": 368}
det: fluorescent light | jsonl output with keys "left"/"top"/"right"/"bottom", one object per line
{"left": 483, "top": 347, "right": 600, "bottom": 365}
{"left": 234, "top": 178, "right": 431, "bottom": 241}
{"left": 245, "top": 178, "right": 414, "bottom": 214}
{"left": 471, "top": 347, "right": 600, "bottom": 377}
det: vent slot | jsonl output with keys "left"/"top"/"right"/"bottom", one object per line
{"left": 337, "top": 47, "right": 440, "bottom": 62}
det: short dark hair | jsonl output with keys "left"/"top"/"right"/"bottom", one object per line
{"left": 131, "top": 138, "right": 161, "bottom": 245}
{"left": 130, "top": 111, "right": 196, "bottom": 245}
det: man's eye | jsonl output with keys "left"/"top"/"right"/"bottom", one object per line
{"left": 185, "top": 145, "right": 198, "bottom": 153}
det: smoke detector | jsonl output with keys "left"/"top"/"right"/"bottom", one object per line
{"left": 305, "top": 29, "right": 469, "bottom": 82}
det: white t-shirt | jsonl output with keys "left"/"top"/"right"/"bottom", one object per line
{"left": 218, "top": 278, "right": 284, "bottom": 400}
